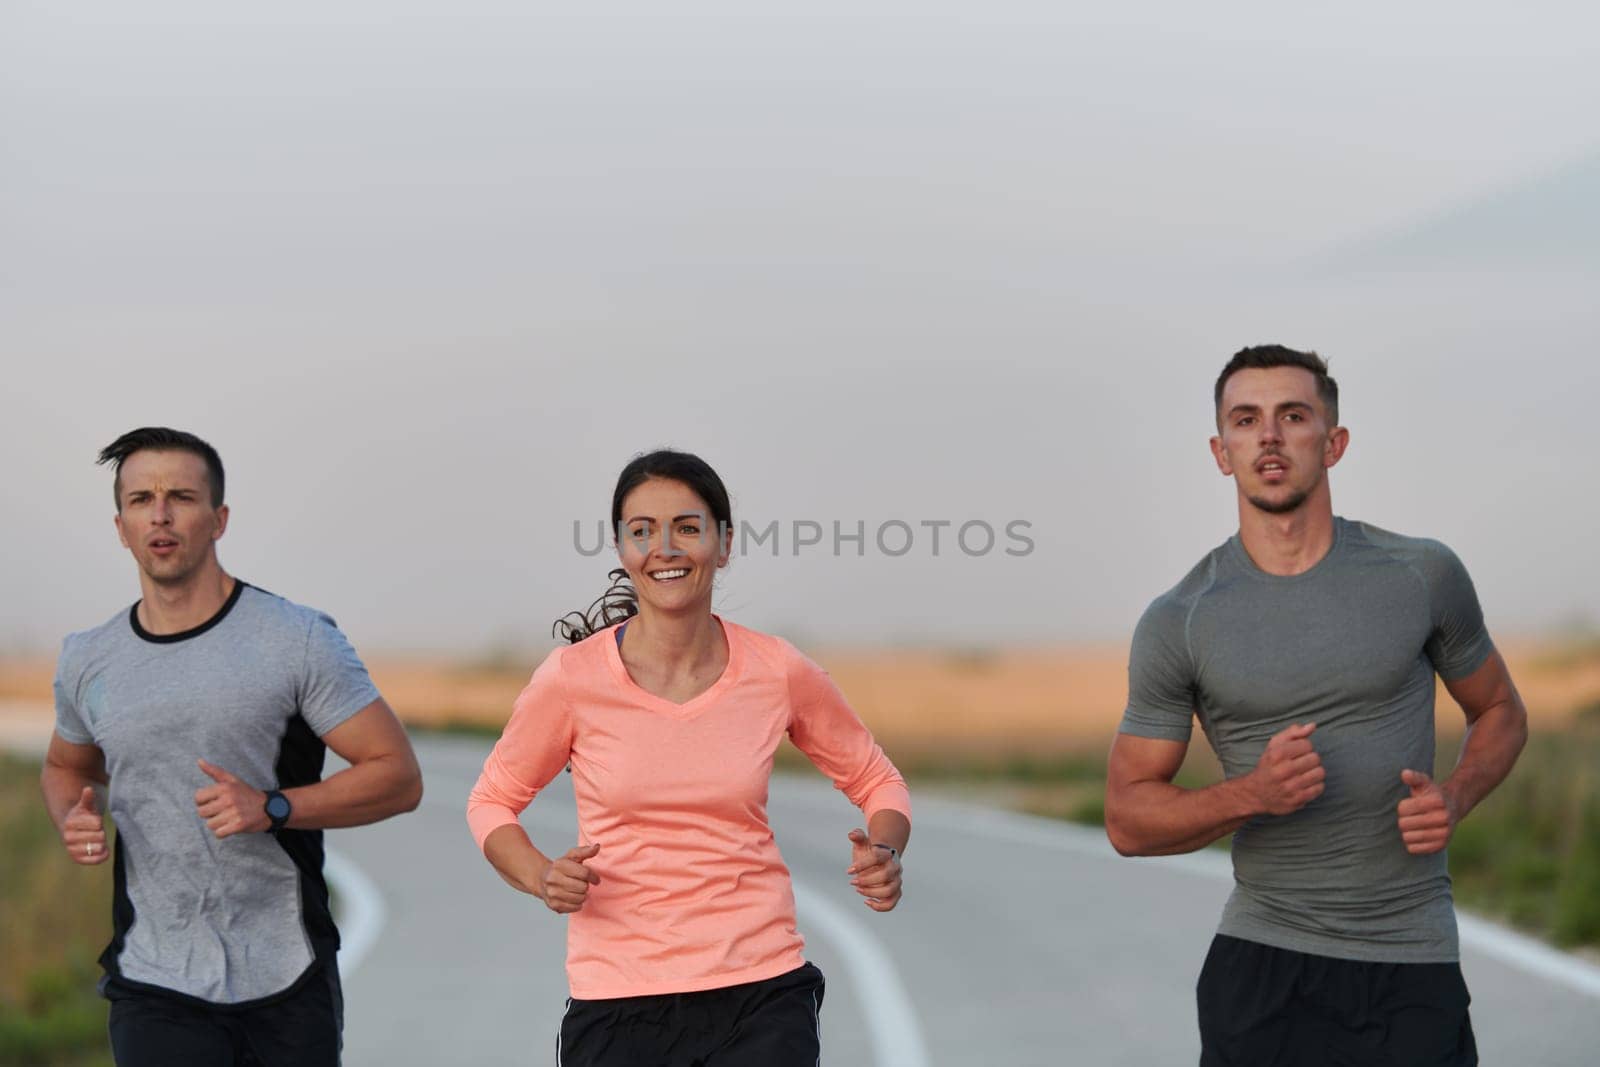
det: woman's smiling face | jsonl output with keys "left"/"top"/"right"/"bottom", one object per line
{"left": 616, "top": 477, "right": 730, "bottom": 616}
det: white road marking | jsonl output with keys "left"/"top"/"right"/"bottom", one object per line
{"left": 1457, "top": 914, "right": 1600, "bottom": 1000}
{"left": 326, "top": 847, "right": 387, "bottom": 977}
{"left": 793, "top": 877, "right": 932, "bottom": 1067}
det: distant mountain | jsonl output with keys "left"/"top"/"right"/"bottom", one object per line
{"left": 1319, "top": 148, "right": 1600, "bottom": 272}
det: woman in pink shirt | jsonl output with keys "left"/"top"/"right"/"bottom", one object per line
{"left": 467, "top": 449, "right": 912, "bottom": 1066}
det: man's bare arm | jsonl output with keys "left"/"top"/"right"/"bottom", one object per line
{"left": 40, "top": 732, "right": 111, "bottom": 865}
{"left": 1396, "top": 650, "right": 1528, "bottom": 854}
{"left": 285, "top": 697, "right": 424, "bottom": 828}
{"left": 194, "top": 698, "right": 423, "bottom": 837}
{"left": 1441, "top": 650, "right": 1528, "bottom": 818}
{"left": 1107, "top": 734, "right": 1251, "bottom": 856}
{"left": 1106, "top": 724, "right": 1325, "bottom": 857}
{"left": 41, "top": 733, "right": 107, "bottom": 822}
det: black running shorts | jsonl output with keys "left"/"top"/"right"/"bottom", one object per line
{"left": 558, "top": 962, "right": 826, "bottom": 1067}
{"left": 105, "top": 961, "right": 342, "bottom": 1067}
{"left": 1197, "top": 934, "right": 1477, "bottom": 1067}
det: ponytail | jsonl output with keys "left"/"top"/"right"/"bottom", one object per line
{"left": 552, "top": 568, "right": 638, "bottom": 645}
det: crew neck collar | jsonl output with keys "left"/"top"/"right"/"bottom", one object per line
{"left": 129, "top": 579, "right": 248, "bottom": 644}
{"left": 1227, "top": 518, "right": 1346, "bottom": 583}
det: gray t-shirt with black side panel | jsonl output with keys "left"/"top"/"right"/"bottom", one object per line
{"left": 1118, "top": 518, "right": 1494, "bottom": 963}
{"left": 53, "top": 581, "right": 380, "bottom": 1005}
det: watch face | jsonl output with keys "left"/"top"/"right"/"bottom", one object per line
{"left": 266, "top": 794, "right": 291, "bottom": 821}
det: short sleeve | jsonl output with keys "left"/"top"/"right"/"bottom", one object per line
{"left": 466, "top": 648, "right": 577, "bottom": 850}
{"left": 1118, "top": 597, "right": 1198, "bottom": 742}
{"left": 297, "top": 613, "right": 383, "bottom": 736}
{"left": 52, "top": 636, "right": 94, "bottom": 745}
{"left": 785, "top": 646, "right": 911, "bottom": 821}
{"left": 1420, "top": 542, "right": 1494, "bottom": 681}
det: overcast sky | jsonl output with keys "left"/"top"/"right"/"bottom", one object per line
{"left": 3, "top": 2, "right": 1597, "bottom": 654}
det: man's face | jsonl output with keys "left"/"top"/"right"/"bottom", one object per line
{"left": 113, "top": 450, "right": 228, "bottom": 586}
{"left": 1209, "top": 366, "right": 1347, "bottom": 515}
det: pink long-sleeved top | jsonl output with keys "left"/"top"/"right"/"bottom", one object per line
{"left": 466, "top": 618, "right": 912, "bottom": 1000}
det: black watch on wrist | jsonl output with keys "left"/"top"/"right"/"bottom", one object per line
{"left": 264, "top": 790, "right": 292, "bottom": 832}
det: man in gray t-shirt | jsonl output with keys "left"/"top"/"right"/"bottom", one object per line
{"left": 41, "top": 427, "right": 424, "bottom": 1067}
{"left": 1106, "top": 348, "right": 1528, "bottom": 1066}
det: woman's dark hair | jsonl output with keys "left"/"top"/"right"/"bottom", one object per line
{"left": 553, "top": 450, "right": 733, "bottom": 644}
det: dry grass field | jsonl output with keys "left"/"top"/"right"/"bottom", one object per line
{"left": 371, "top": 637, "right": 1600, "bottom": 755}
{"left": 4, "top": 638, "right": 1596, "bottom": 753}
{"left": 353, "top": 643, "right": 1138, "bottom": 756}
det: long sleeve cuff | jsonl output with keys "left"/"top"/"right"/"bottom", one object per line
{"left": 862, "top": 781, "right": 913, "bottom": 823}
{"left": 466, "top": 795, "right": 521, "bottom": 852}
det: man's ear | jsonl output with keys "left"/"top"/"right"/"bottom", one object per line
{"left": 1324, "top": 427, "right": 1350, "bottom": 469}
{"left": 1209, "top": 434, "right": 1234, "bottom": 477}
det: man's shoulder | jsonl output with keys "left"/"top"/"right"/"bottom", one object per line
{"left": 67, "top": 603, "right": 136, "bottom": 642}
{"left": 234, "top": 583, "right": 342, "bottom": 633}
{"left": 57, "top": 604, "right": 138, "bottom": 671}
{"left": 1146, "top": 542, "right": 1232, "bottom": 612}
{"left": 1340, "top": 519, "right": 1463, "bottom": 575}
{"left": 1130, "top": 543, "right": 1232, "bottom": 647}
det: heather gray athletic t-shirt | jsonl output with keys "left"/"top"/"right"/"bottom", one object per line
{"left": 1119, "top": 518, "right": 1494, "bottom": 963}
{"left": 53, "top": 582, "right": 380, "bottom": 1004}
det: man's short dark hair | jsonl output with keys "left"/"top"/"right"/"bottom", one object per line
{"left": 97, "top": 428, "right": 226, "bottom": 510}
{"left": 1214, "top": 345, "right": 1339, "bottom": 427}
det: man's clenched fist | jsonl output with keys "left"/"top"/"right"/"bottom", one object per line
{"left": 1246, "top": 723, "right": 1325, "bottom": 816}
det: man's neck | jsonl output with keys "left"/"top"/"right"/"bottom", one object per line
{"left": 1235, "top": 495, "right": 1337, "bottom": 577}
{"left": 136, "top": 563, "right": 236, "bottom": 635}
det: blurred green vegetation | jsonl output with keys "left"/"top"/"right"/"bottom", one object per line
{"left": 415, "top": 717, "right": 504, "bottom": 740}
{"left": 1447, "top": 710, "right": 1600, "bottom": 948}
{"left": 0, "top": 752, "right": 113, "bottom": 1067}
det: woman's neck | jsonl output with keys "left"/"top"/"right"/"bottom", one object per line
{"left": 622, "top": 604, "right": 725, "bottom": 673}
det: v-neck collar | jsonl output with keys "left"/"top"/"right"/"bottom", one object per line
{"left": 602, "top": 615, "right": 744, "bottom": 718}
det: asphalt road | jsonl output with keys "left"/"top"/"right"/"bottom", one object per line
{"left": 331, "top": 735, "right": 1600, "bottom": 1066}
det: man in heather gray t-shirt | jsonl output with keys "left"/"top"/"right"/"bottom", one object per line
{"left": 54, "top": 581, "right": 380, "bottom": 1002}
{"left": 1105, "top": 350, "right": 1527, "bottom": 1066}
{"left": 42, "top": 427, "right": 423, "bottom": 1067}
{"left": 1119, "top": 517, "right": 1494, "bottom": 962}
